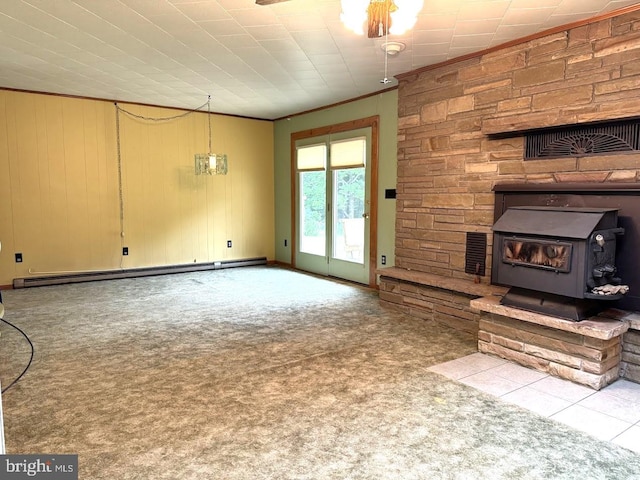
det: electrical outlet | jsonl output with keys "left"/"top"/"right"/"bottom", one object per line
{"left": 15, "top": 253, "right": 23, "bottom": 263}
{"left": 123, "top": 247, "right": 129, "bottom": 256}
{"left": 381, "top": 255, "right": 386, "bottom": 265}
{"left": 227, "top": 240, "right": 232, "bottom": 248}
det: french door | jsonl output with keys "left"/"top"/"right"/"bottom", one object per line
{"left": 294, "top": 127, "right": 372, "bottom": 285}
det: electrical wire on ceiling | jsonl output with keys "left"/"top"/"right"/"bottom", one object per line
{"left": 113, "top": 98, "right": 214, "bottom": 263}
{"left": 114, "top": 100, "right": 210, "bottom": 122}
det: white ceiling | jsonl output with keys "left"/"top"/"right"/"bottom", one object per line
{"left": 0, "top": 0, "right": 638, "bottom": 120}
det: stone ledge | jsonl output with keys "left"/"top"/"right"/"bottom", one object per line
{"left": 471, "top": 295, "right": 630, "bottom": 340}
{"left": 627, "top": 312, "right": 640, "bottom": 331}
{"left": 376, "top": 267, "right": 508, "bottom": 298}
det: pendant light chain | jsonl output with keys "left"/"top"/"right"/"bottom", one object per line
{"left": 381, "top": 2, "right": 390, "bottom": 84}
{"left": 207, "top": 95, "right": 212, "bottom": 154}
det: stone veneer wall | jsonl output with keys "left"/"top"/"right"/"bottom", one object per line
{"left": 395, "top": 9, "right": 640, "bottom": 282}
{"left": 622, "top": 328, "right": 640, "bottom": 383}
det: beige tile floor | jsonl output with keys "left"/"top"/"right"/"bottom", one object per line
{"left": 428, "top": 353, "right": 640, "bottom": 454}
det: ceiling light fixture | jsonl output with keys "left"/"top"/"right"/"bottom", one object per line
{"left": 195, "top": 96, "right": 228, "bottom": 176}
{"left": 341, "top": 0, "right": 423, "bottom": 38}
{"left": 381, "top": 41, "right": 406, "bottom": 56}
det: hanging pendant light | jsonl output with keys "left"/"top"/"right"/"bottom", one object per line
{"left": 195, "top": 96, "right": 228, "bottom": 176}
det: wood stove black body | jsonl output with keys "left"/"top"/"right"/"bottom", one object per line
{"left": 491, "top": 191, "right": 632, "bottom": 321}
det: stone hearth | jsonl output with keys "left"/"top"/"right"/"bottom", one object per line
{"left": 471, "top": 296, "right": 630, "bottom": 390}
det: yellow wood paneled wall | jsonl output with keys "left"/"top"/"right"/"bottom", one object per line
{"left": 0, "top": 90, "right": 275, "bottom": 286}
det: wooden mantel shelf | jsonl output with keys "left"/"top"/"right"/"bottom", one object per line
{"left": 376, "top": 267, "right": 508, "bottom": 298}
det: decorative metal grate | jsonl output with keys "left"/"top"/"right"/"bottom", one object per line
{"left": 525, "top": 119, "right": 640, "bottom": 159}
{"left": 465, "top": 232, "right": 487, "bottom": 277}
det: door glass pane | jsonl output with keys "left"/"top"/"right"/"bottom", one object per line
{"left": 299, "top": 170, "right": 326, "bottom": 256}
{"left": 332, "top": 167, "right": 365, "bottom": 263}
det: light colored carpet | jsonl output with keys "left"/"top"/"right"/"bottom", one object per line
{"left": 1, "top": 266, "right": 639, "bottom": 479}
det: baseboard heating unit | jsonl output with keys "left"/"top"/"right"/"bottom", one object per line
{"left": 13, "top": 257, "right": 267, "bottom": 289}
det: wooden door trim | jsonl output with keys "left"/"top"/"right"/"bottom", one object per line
{"left": 290, "top": 116, "right": 379, "bottom": 288}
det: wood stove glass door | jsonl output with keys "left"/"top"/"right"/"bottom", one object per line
{"left": 294, "top": 128, "right": 371, "bottom": 285}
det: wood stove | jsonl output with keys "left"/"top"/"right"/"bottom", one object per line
{"left": 492, "top": 206, "right": 626, "bottom": 321}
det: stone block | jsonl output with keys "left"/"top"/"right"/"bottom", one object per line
{"left": 484, "top": 137, "right": 525, "bottom": 153}
{"left": 466, "top": 180, "right": 496, "bottom": 194}
{"left": 554, "top": 172, "right": 610, "bottom": 183}
{"left": 404, "top": 295, "right": 434, "bottom": 310}
{"left": 475, "top": 86, "right": 513, "bottom": 106}
{"left": 421, "top": 193, "right": 475, "bottom": 208}
{"left": 472, "top": 194, "right": 492, "bottom": 206}
{"left": 465, "top": 162, "right": 498, "bottom": 174}
{"left": 532, "top": 85, "right": 593, "bottom": 110}
{"left": 586, "top": 19, "right": 613, "bottom": 43}
{"left": 549, "top": 43, "right": 596, "bottom": 64}
{"left": 524, "top": 343, "right": 582, "bottom": 369}
{"left": 436, "top": 313, "right": 478, "bottom": 335}
{"left": 434, "top": 213, "right": 463, "bottom": 224}
{"left": 482, "top": 315, "right": 582, "bottom": 345}
{"left": 497, "top": 97, "right": 532, "bottom": 113}
{"left": 622, "top": 350, "right": 640, "bottom": 366}
{"left": 594, "top": 77, "right": 640, "bottom": 95}
{"left": 424, "top": 136, "right": 450, "bottom": 152}
{"left": 464, "top": 78, "right": 512, "bottom": 95}
{"left": 416, "top": 213, "right": 435, "bottom": 229}
{"left": 582, "top": 353, "right": 621, "bottom": 375}
{"left": 478, "top": 330, "right": 492, "bottom": 343}
{"left": 452, "top": 118, "right": 482, "bottom": 135}
{"left": 482, "top": 110, "right": 565, "bottom": 135}
{"left": 513, "top": 60, "right": 566, "bottom": 88}
{"left": 378, "top": 291, "right": 404, "bottom": 305}
{"left": 464, "top": 210, "right": 494, "bottom": 226}
{"left": 584, "top": 335, "right": 621, "bottom": 350}
{"left": 624, "top": 330, "right": 640, "bottom": 346}
{"left": 458, "top": 52, "right": 526, "bottom": 82}
{"left": 409, "top": 306, "right": 433, "bottom": 321}
{"left": 436, "top": 303, "right": 477, "bottom": 322}
{"left": 549, "top": 362, "right": 618, "bottom": 390}
{"left": 448, "top": 95, "right": 475, "bottom": 114}
{"left": 478, "top": 341, "right": 551, "bottom": 371}
{"left": 579, "top": 154, "right": 640, "bottom": 171}
{"left": 420, "top": 100, "right": 448, "bottom": 124}
{"left": 524, "top": 158, "right": 577, "bottom": 174}
{"left": 528, "top": 34, "right": 568, "bottom": 61}
{"left": 622, "top": 61, "right": 640, "bottom": 77}
{"left": 379, "top": 300, "right": 410, "bottom": 316}
{"left": 566, "top": 56, "right": 602, "bottom": 75}
{"left": 594, "top": 32, "right": 640, "bottom": 57}
{"left": 398, "top": 114, "right": 420, "bottom": 128}
{"left": 433, "top": 175, "right": 460, "bottom": 188}
{"left": 608, "top": 170, "right": 638, "bottom": 182}
{"left": 498, "top": 161, "right": 525, "bottom": 175}
{"left": 489, "top": 332, "right": 525, "bottom": 352}
{"left": 621, "top": 362, "right": 640, "bottom": 383}
{"left": 417, "top": 84, "right": 465, "bottom": 104}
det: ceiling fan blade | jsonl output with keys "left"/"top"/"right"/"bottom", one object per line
{"left": 255, "top": 0, "right": 291, "bottom": 5}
